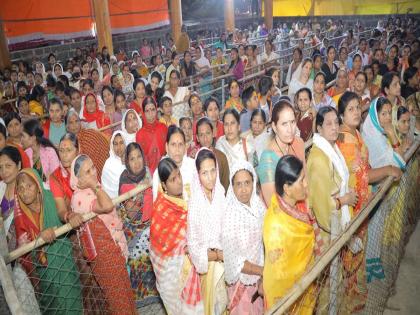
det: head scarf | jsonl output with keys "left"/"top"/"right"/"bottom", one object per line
{"left": 118, "top": 143, "right": 148, "bottom": 194}
{"left": 52, "top": 63, "right": 64, "bottom": 80}
{"left": 81, "top": 92, "right": 106, "bottom": 126}
{"left": 101, "top": 131, "right": 126, "bottom": 199}
{"left": 222, "top": 160, "right": 265, "bottom": 285}
{"left": 195, "top": 46, "right": 210, "bottom": 68}
{"left": 187, "top": 147, "right": 226, "bottom": 273}
{"left": 361, "top": 98, "right": 406, "bottom": 169}
{"left": 121, "top": 108, "right": 142, "bottom": 145}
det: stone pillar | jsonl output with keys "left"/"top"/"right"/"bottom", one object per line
{"left": 0, "top": 20, "right": 11, "bottom": 70}
{"left": 170, "top": 0, "right": 182, "bottom": 43}
{"left": 224, "top": 0, "right": 235, "bottom": 33}
{"left": 264, "top": 0, "right": 273, "bottom": 30}
{"left": 92, "top": 0, "right": 113, "bottom": 55}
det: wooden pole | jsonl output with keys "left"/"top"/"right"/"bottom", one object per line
{"left": 224, "top": 0, "right": 235, "bottom": 33}
{"left": 5, "top": 181, "right": 151, "bottom": 264}
{"left": 169, "top": 0, "right": 182, "bottom": 44}
{"left": 264, "top": 0, "right": 273, "bottom": 30}
{"left": 92, "top": 0, "right": 114, "bottom": 55}
{"left": 0, "top": 20, "right": 11, "bottom": 70}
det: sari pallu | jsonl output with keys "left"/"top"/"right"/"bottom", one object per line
{"left": 337, "top": 128, "right": 370, "bottom": 313}
{"left": 150, "top": 192, "right": 204, "bottom": 314}
{"left": 14, "top": 169, "right": 83, "bottom": 314}
{"left": 263, "top": 195, "right": 317, "bottom": 314}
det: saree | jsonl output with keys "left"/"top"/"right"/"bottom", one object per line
{"left": 14, "top": 169, "right": 83, "bottom": 314}
{"left": 70, "top": 157, "right": 135, "bottom": 315}
{"left": 263, "top": 195, "right": 316, "bottom": 314}
{"left": 150, "top": 192, "right": 204, "bottom": 314}
{"left": 118, "top": 164, "right": 158, "bottom": 307}
{"left": 337, "top": 128, "right": 370, "bottom": 313}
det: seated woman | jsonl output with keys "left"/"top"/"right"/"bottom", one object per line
{"left": 203, "top": 97, "right": 224, "bottom": 141}
{"left": 102, "top": 86, "right": 123, "bottom": 131}
{"left": 257, "top": 101, "right": 305, "bottom": 206}
{"left": 187, "top": 148, "right": 228, "bottom": 315}
{"left": 224, "top": 79, "right": 244, "bottom": 113}
{"left": 14, "top": 168, "right": 83, "bottom": 313}
{"left": 129, "top": 78, "right": 147, "bottom": 117}
{"left": 152, "top": 126, "right": 195, "bottom": 202}
{"left": 348, "top": 53, "right": 363, "bottom": 90}
{"left": 216, "top": 109, "right": 257, "bottom": 170}
{"left": 295, "top": 87, "right": 316, "bottom": 142}
{"left": 21, "top": 119, "right": 60, "bottom": 185}
{"left": 362, "top": 97, "right": 406, "bottom": 169}
{"left": 222, "top": 160, "right": 265, "bottom": 314}
{"left": 311, "top": 72, "right": 336, "bottom": 111}
{"left": 118, "top": 142, "right": 158, "bottom": 306}
{"left": 381, "top": 71, "right": 405, "bottom": 108}
{"left": 121, "top": 108, "right": 142, "bottom": 145}
{"left": 241, "top": 109, "right": 270, "bottom": 160}
{"left": 70, "top": 154, "right": 136, "bottom": 314}
{"left": 150, "top": 158, "right": 205, "bottom": 314}
{"left": 263, "top": 155, "right": 322, "bottom": 312}
{"left": 3, "top": 113, "right": 31, "bottom": 168}
{"left": 327, "top": 69, "right": 349, "bottom": 105}
{"left": 80, "top": 92, "right": 111, "bottom": 135}
{"left": 352, "top": 71, "right": 371, "bottom": 117}
{"left": 288, "top": 58, "right": 314, "bottom": 101}
{"left": 102, "top": 131, "right": 126, "bottom": 199}
{"left": 136, "top": 97, "right": 168, "bottom": 174}
{"left": 42, "top": 97, "right": 66, "bottom": 147}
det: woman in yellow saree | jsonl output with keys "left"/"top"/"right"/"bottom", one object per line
{"left": 263, "top": 155, "right": 324, "bottom": 314}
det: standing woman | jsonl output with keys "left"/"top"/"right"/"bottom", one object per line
{"left": 187, "top": 148, "right": 228, "bottom": 315}
{"left": 228, "top": 48, "right": 245, "bottom": 81}
{"left": 216, "top": 109, "right": 257, "bottom": 170}
{"left": 150, "top": 158, "right": 205, "bottom": 314}
{"left": 222, "top": 161, "right": 265, "bottom": 314}
{"left": 118, "top": 142, "right": 158, "bottom": 307}
{"left": 257, "top": 101, "right": 305, "bottom": 206}
{"left": 263, "top": 155, "right": 321, "bottom": 312}
{"left": 336, "top": 92, "right": 402, "bottom": 313}
{"left": 14, "top": 168, "right": 83, "bottom": 313}
{"left": 70, "top": 154, "right": 136, "bottom": 314}
{"left": 288, "top": 58, "right": 314, "bottom": 101}
{"left": 21, "top": 119, "right": 60, "bottom": 185}
{"left": 136, "top": 97, "right": 168, "bottom": 174}
{"left": 321, "top": 46, "right": 339, "bottom": 85}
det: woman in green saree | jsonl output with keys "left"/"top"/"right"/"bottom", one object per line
{"left": 14, "top": 168, "right": 82, "bottom": 314}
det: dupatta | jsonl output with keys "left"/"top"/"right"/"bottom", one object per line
{"left": 121, "top": 109, "right": 142, "bottom": 145}
{"left": 361, "top": 98, "right": 406, "bottom": 169}
{"left": 81, "top": 92, "right": 110, "bottom": 129}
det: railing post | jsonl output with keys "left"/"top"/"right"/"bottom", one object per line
{"left": 221, "top": 78, "right": 225, "bottom": 107}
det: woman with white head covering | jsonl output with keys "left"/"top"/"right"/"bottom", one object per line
{"left": 121, "top": 108, "right": 142, "bottom": 145}
{"left": 101, "top": 130, "right": 126, "bottom": 199}
{"left": 222, "top": 160, "right": 265, "bottom": 314}
{"left": 187, "top": 148, "right": 228, "bottom": 314}
{"left": 288, "top": 58, "right": 314, "bottom": 101}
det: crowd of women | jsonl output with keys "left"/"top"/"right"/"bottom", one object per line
{"left": 0, "top": 15, "right": 419, "bottom": 315}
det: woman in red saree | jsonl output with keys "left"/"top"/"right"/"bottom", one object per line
{"left": 81, "top": 92, "right": 111, "bottom": 136}
{"left": 135, "top": 97, "right": 168, "bottom": 174}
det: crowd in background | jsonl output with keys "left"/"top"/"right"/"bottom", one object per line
{"left": 0, "top": 15, "right": 419, "bottom": 315}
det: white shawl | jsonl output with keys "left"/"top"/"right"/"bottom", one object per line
{"left": 313, "top": 133, "right": 351, "bottom": 228}
{"left": 187, "top": 148, "right": 226, "bottom": 274}
{"left": 121, "top": 109, "right": 142, "bottom": 145}
{"left": 101, "top": 131, "right": 126, "bottom": 199}
{"left": 222, "top": 160, "right": 265, "bottom": 285}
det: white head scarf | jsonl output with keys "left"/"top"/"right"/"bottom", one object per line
{"left": 222, "top": 160, "right": 265, "bottom": 285}
{"left": 187, "top": 148, "right": 226, "bottom": 273}
{"left": 121, "top": 108, "right": 142, "bottom": 145}
{"left": 101, "top": 130, "right": 126, "bottom": 199}
{"left": 52, "top": 63, "right": 64, "bottom": 80}
{"left": 195, "top": 46, "right": 210, "bottom": 68}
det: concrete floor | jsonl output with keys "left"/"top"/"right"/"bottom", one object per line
{"left": 384, "top": 223, "right": 420, "bottom": 315}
